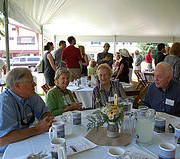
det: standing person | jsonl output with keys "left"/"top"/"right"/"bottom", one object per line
{"left": 97, "top": 43, "right": 113, "bottom": 68}
{"left": 44, "top": 42, "right": 56, "bottom": 88}
{"left": 164, "top": 42, "right": 180, "bottom": 84}
{"left": 134, "top": 50, "right": 142, "bottom": 70}
{"left": 115, "top": 49, "right": 129, "bottom": 83}
{"left": 0, "top": 68, "right": 53, "bottom": 152}
{"left": 166, "top": 46, "right": 170, "bottom": 55}
{"left": 155, "top": 43, "right": 166, "bottom": 66}
{"left": 78, "top": 45, "right": 89, "bottom": 76}
{"left": 0, "top": 58, "right": 6, "bottom": 79}
{"left": 53, "top": 40, "right": 66, "bottom": 69}
{"left": 127, "top": 52, "right": 133, "bottom": 81}
{"left": 61, "top": 36, "right": 82, "bottom": 81}
{"left": 146, "top": 48, "right": 153, "bottom": 70}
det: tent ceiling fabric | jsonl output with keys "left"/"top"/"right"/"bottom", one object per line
{"left": 4, "top": 0, "right": 180, "bottom": 42}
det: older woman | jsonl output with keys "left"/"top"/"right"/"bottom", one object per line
{"left": 92, "top": 64, "right": 126, "bottom": 108}
{"left": 164, "top": 42, "right": 180, "bottom": 84}
{"left": 115, "top": 49, "right": 130, "bottom": 83}
{"left": 45, "top": 69, "right": 82, "bottom": 116}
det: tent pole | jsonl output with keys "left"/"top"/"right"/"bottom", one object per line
{"left": 4, "top": 0, "right": 10, "bottom": 71}
{"left": 113, "top": 35, "right": 116, "bottom": 55}
{"left": 54, "top": 35, "right": 57, "bottom": 49}
{"left": 40, "top": 25, "right": 44, "bottom": 58}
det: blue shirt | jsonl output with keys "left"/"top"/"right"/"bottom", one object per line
{"left": 0, "top": 89, "right": 49, "bottom": 152}
{"left": 143, "top": 80, "right": 180, "bottom": 117}
{"left": 92, "top": 81, "right": 126, "bottom": 108}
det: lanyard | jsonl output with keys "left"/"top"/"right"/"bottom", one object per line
{"left": 5, "top": 90, "right": 35, "bottom": 126}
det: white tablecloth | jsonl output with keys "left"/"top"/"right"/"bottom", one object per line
{"left": 67, "top": 85, "right": 94, "bottom": 108}
{"left": 67, "top": 83, "right": 133, "bottom": 109}
{"left": 3, "top": 110, "right": 180, "bottom": 159}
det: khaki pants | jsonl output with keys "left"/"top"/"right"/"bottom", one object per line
{"left": 67, "top": 68, "right": 82, "bottom": 82}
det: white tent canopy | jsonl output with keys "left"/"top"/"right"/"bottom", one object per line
{"left": 2, "top": 0, "right": 180, "bottom": 42}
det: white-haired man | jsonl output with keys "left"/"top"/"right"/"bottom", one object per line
{"left": 143, "top": 62, "right": 180, "bottom": 117}
{"left": 134, "top": 50, "right": 142, "bottom": 70}
{"left": 0, "top": 68, "right": 53, "bottom": 152}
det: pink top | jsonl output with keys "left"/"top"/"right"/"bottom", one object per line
{"left": 146, "top": 52, "right": 152, "bottom": 63}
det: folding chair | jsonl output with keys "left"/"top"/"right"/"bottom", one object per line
{"left": 134, "top": 70, "right": 147, "bottom": 90}
{"left": 41, "top": 83, "right": 50, "bottom": 94}
{"left": 144, "top": 72, "right": 154, "bottom": 86}
{"left": 133, "top": 86, "right": 149, "bottom": 106}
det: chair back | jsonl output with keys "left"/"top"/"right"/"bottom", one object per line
{"left": 134, "top": 70, "right": 147, "bottom": 89}
{"left": 41, "top": 83, "right": 50, "bottom": 94}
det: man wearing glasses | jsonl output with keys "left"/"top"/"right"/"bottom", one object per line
{"left": 0, "top": 67, "right": 54, "bottom": 153}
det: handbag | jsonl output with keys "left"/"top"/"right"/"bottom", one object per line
{"left": 36, "top": 59, "right": 44, "bottom": 73}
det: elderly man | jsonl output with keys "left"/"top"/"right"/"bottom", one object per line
{"left": 0, "top": 68, "right": 53, "bottom": 152}
{"left": 97, "top": 43, "right": 113, "bottom": 68}
{"left": 143, "top": 62, "right": 180, "bottom": 117}
{"left": 134, "top": 50, "right": 142, "bottom": 70}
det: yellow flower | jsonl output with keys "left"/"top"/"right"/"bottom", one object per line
{"left": 110, "top": 110, "right": 115, "bottom": 115}
{"left": 110, "top": 104, "right": 117, "bottom": 108}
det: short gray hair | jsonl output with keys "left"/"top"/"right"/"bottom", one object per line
{"left": 6, "top": 67, "right": 32, "bottom": 89}
{"left": 156, "top": 62, "right": 173, "bottom": 77}
{"left": 54, "top": 68, "right": 70, "bottom": 81}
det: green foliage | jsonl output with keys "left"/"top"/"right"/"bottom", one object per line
{"left": 0, "top": 13, "right": 5, "bottom": 37}
{"left": 137, "top": 43, "right": 170, "bottom": 61}
{"left": 86, "top": 104, "right": 124, "bottom": 131}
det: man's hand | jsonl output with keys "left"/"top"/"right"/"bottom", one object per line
{"left": 35, "top": 116, "right": 53, "bottom": 133}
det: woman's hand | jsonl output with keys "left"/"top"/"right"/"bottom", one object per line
{"left": 69, "top": 102, "right": 82, "bottom": 110}
{"left": 64, "top": 103, "right": 83, "bottom": 112}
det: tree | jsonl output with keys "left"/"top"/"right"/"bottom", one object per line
{"left": 0, "top": 12, "right": 5, "bottom": 37}
{"left": 137, "top": 43, "right": 169, "bottom": 61}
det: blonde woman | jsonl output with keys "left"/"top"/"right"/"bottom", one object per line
{"left": 92, "top": 63, "right": 126, "bottom": 108}
{"left": 78, "top": 45, "right": 89, "bottom": 76}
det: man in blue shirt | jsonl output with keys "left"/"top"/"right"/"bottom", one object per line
{"left": 0, "top": 68, "right": 53, "bottom": 152}
{"left": 143, "top": 62, "right": 180, "bottom": 117}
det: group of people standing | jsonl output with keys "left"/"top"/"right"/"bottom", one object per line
{"left": 43, "top": 36, "right": 89, "bottom": 88}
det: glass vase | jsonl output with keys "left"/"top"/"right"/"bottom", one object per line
{"left": 107, "top": 122, "right": 120, "bottom": 138}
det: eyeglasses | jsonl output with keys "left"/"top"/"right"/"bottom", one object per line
{"left": 20, "top": 80, "right": 36, "bottom": 84}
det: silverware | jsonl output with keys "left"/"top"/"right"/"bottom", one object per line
{"left": 27, "top": 151, "right": 48, "bottom": 159}
{"left": 70, "top": 145, "right": 77, "bottom": 152}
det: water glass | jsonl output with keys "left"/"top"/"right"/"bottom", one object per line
{"left": 81, "top": 76, "right": 87, "bottom": 86}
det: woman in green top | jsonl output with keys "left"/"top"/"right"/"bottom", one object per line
{"left": 88, "top": 59, "right": 98, "bottom": 79}
{"left": 45, "top": 69, "right": 82, "bottom": 116}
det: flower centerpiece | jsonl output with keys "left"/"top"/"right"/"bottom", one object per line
{"left": 87, "top": 102, "right": 124, "bottom": 138}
